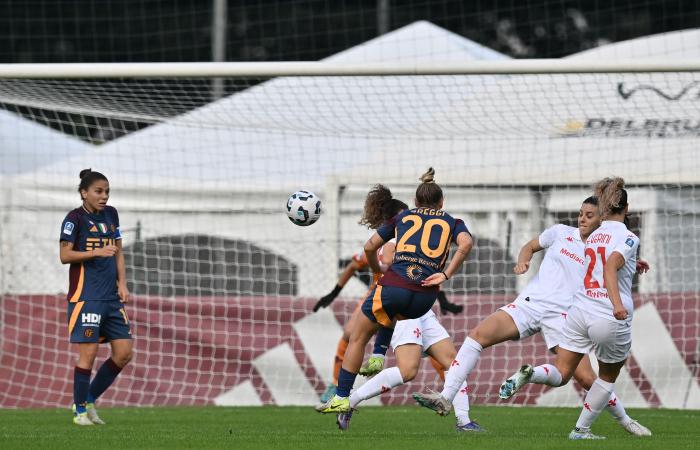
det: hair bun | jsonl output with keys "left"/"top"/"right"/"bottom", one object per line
{"left": 420, "top": 167, "right": 435, "bottom": 184}
{"left": 79, "top": 168, "right": 92, "bottom": 179}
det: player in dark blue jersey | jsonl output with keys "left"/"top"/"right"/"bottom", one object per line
{"left": 59, "top": 169, "right": 132, "bottom": 426}
{"left": 317, "top": 167, "right": 474, "bottom": 416}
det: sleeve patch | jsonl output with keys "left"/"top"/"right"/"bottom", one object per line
{"left": 625, "top": 238, "right": 635, "bottom": 247}
{"left": 63, "top": 222, "right": 75, "bottom": 235}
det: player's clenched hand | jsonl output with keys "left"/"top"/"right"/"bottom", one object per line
{"left": 93, "top": 245, "right": 118, "bottom": 258}
{"left": 636, "top": 259, "right": 650, "bottom": 275}
{"left": 513, "top": 261, "right": 530, "bottom": 275}
{"left": 613, "top": 304, "right": 628, "bottom": 320}
{"left": 421, "top": 272, "right": 447, "bottom": 287}
{"left": 118, "top": 283, "right": 130, "bottom": 303}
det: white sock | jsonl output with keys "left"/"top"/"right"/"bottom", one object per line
{"left": 575, "top": 378, "right": 614, "bottom": 430}
{"left": 440, "top": 337, "right": 482, "bottom": 402}
{"left": 604, "top": 392, "right": 630, "bottom": 423}
{"left": 530, "top": 364, "right": 562, "bottom": 386}
{"left": 349, "top": 366, "right": 403, "bottom": 408}
{"left": 451, "top": 379, "right": 471, "bottom": 426}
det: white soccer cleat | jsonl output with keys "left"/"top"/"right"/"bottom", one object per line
{"left": 73, "top": 412, "right": 94, "bottom": 426}
{"left": 499, "top": 364, "right": 533, "bottom": 399}
{"left": 412, "top": 389, "right": 452, "bottom": 416}
{"left": 86, "top": 403, "right": 106, "bottom": 425}
{"left": 621, "top": 419, "right": 651, "bottom": 437}
{"left": 568, "top": 427, "right": 606, "bottom": 440}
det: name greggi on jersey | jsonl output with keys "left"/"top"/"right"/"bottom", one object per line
{"left": 413, "top": 208, "right": 445, "bottom": 216}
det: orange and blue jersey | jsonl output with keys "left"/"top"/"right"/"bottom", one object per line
{"left": 376, "top": 207, "right": 469, "bottom": 293}
{"left": 60, "top": 206, "right": 121, "bottom": 303}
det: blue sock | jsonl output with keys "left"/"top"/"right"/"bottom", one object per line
{"left": 336, "top": 368, "right": 357, "bottom": 397}
{"left": 74, "top": 367, "right": 91, "bottom": 414}
{"left": 373, "top": 327, "right": 393, "bottom": 356}
{"left": 88, "top": 358, "right": 123, "bottom": 403}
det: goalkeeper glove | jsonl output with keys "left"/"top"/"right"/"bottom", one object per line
{"left": 437, "top": 291, "right": 463, "bottom": 315}
{"left": 313, "top": 284, "right": 342, "bottom": 312}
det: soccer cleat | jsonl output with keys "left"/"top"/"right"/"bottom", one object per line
{"left": 412, "top": 389, "right": 452, "bottom": 416}
{"left": 72, "top": 405, "right": 94, "bottom": 426}
{"left": 568, "top": 427, "right": 606, "bottom": 440}
{"left": 320, "top": 383, "right": 337, "bottom": 403}
{"left": 621, "top": 419, "right": 652, "bottom": 437}
{"left": 455, "top": 421, "right": 484, "bottom": 432}
{"left": 86, "top": 403, "right": 106, "bottom": 425}
{"left": 315, "top": 395, "right": 350, "bottom": 414}
{"left": 359, "top": 356, "right": 384, "bottom": 377}
{"left": 499, "top": 364, "right": 534, "bottom": 399}
{"left": 336, "top": 409, "right": 355, "bottom": 430}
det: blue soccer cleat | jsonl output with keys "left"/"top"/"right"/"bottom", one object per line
{"left": 499, "top": 364, "right": 533, "bottom": 399}
{"left": 456, "top": 421, "right": 484, "bottom": 432}
{"left": 320, "top": 383, "right": 337, "bottom": 403}
{"left": 336, "top": 409, "right": 355, "bottom": 430}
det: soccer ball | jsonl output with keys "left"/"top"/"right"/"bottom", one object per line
{"left": 286, "top": 190, "right": 322, "bottom": 226}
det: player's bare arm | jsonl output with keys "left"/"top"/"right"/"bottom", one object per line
{"left": 514, "top": 238, "right": 544, "bottom": 275}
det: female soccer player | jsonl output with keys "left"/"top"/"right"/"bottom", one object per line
{"left": 59, "top": 169, "right": 133, "bottom": 425}
{"left": 313, "top": 185, "right": 464, "bottom": 402}
{"left": 313, "top": 184, "right": 408, "bottom": 402}
{"left": 317, "top": 167, "right": 473, "bottom": 415}
{"left": 498, "top": 178, "right": 646, "bottom": 440}
{"left": 413, "top": 194, "right": 650, "bottom": 437}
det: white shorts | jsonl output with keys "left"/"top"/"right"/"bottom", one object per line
{"left": 391, "top": 310, "right": 449, "bottom": 353}
{"left": 499, "top": 297, "right": 567, "bottom": 350}
{"left": 558, "top": 304, "right": 632, "bottom": 364}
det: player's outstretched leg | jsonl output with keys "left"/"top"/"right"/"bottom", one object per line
{"left": 499, "top": 364, "right": 533, "bottom": 399}
{"left": 412, "top": 388, "right": 452, "bottom": 416}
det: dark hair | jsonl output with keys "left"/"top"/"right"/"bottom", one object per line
{"left": 78, "top": 169, "right": 108, "bottom": 198}
{"left": 583, "top": 196, "right": 598, "bottom": 206}
{"left": 359, "top": 184, "right": 408, "bottom": 229}
{"left": 415, "top": 167, "right": 443, "bottom": 208}
{"left": 593, "top": 177, "right": 628, "bottom": 218}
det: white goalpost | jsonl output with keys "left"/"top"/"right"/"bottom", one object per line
{"left": 0, "top": 58, "right": 698, "bottom": 410}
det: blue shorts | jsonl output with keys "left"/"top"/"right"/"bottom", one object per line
{"left": 361, "top": 284, "right": 438, "bottom": 328}
{"left": 67, "top": 300, "right": 132, "bottom": 344}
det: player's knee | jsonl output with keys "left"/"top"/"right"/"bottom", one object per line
{"left": 398, "top": 364, "right": 418, "bottom": 382}
{"left": 573, "top": 372, "right": 595, "bottom": 390}
{"left": 113, "top": 350, "right": 133, "bottom": 367}
{"left": 468, "top": 327, "right": 492, "bottom": 347}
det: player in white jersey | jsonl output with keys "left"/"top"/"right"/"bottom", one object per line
{"left": 414, "top": 195, "right": 650, "bottom": 437}
{"left": 498, "top": 177, "right": 650, "bottom": 440}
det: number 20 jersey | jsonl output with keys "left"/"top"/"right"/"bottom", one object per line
{"left": 376, "top": 208, "right": 469, "bottom": 292}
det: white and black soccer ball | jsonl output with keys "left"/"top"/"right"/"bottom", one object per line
{"left": 286, "top": 190, "right": 322, "bottom": 226}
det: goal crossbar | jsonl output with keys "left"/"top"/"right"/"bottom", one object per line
{"left": 1, "top": 59, "right": 700, "bottom": 78}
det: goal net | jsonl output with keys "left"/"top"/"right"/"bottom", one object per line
{"left": 0, "top": 60, "right": 698, "bottom": 410}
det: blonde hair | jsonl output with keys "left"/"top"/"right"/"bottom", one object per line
{"left": 593, "top": 176, "right": 627, "bottom": 218}
{"left": 415, "top": 167, "right": 443, "bottom": 208}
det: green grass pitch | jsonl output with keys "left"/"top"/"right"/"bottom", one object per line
{"left": 0, "top": 405, "right": 697, "bottom": 449}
